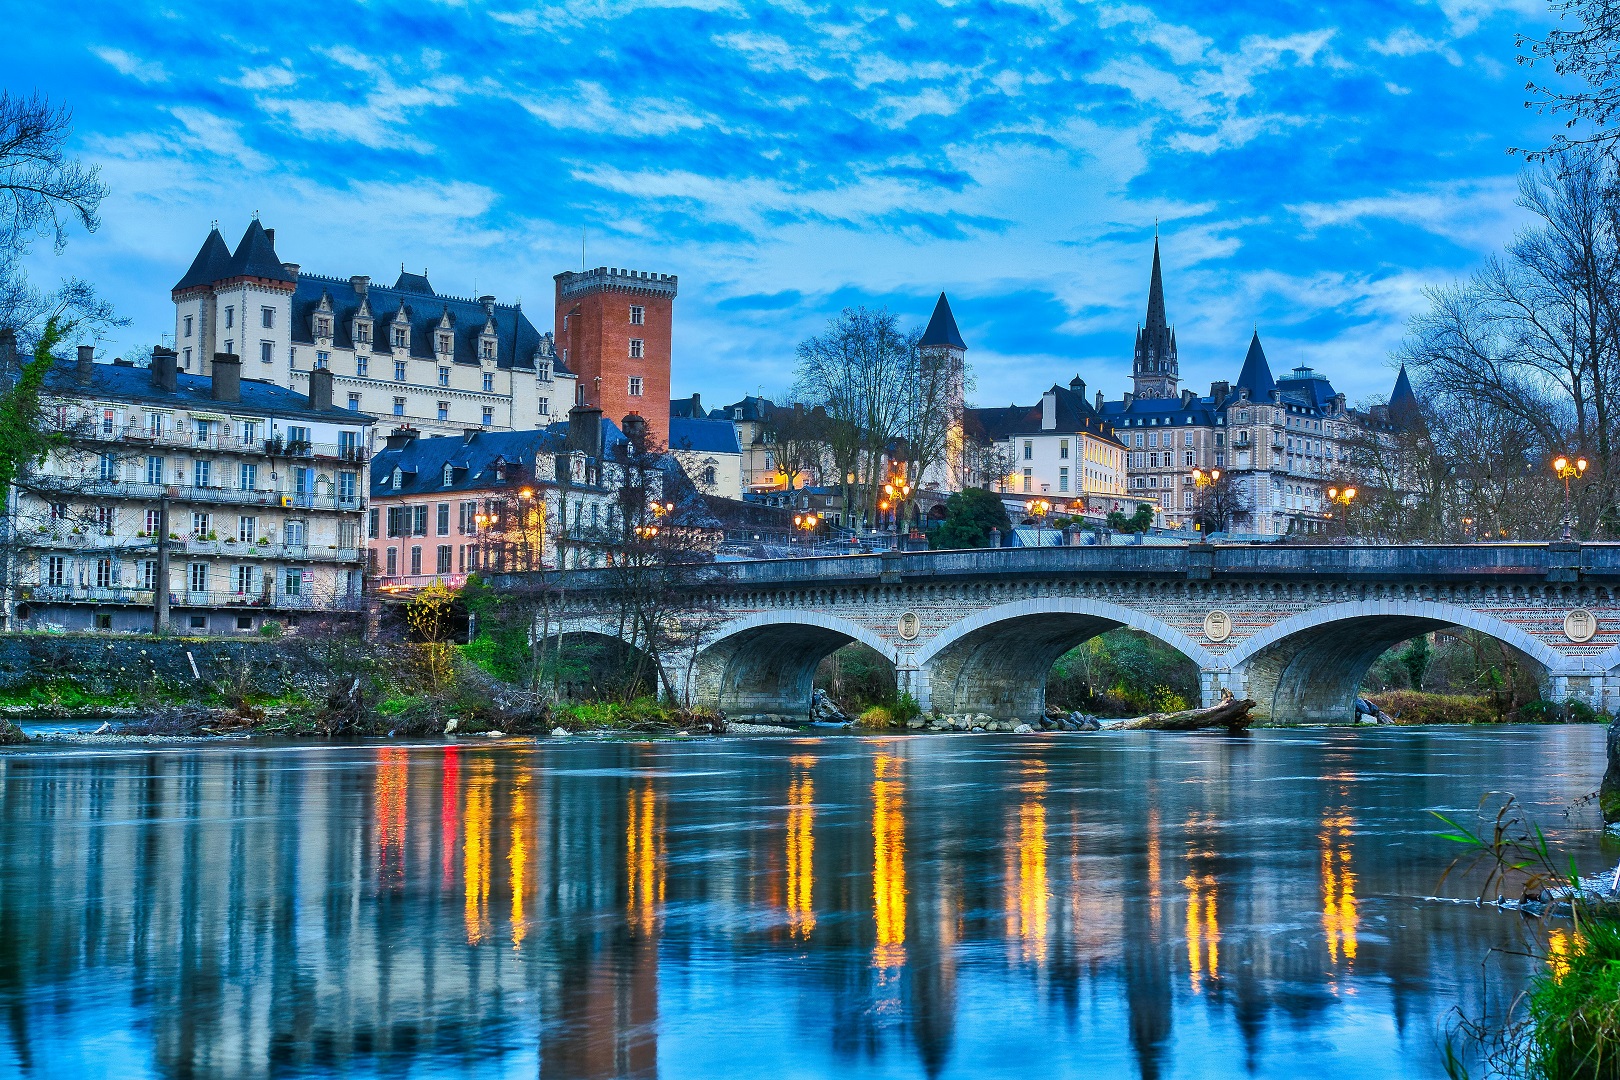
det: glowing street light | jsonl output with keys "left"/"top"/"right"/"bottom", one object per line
{"left": 1025, "top": 497, "right": 1052, "bottom": 547}
{"left": 1325, "top": 485, "right": 1357, "bottom": 534}
{"left": 1553, "top": 455, "right": 1589, "bottom": 540}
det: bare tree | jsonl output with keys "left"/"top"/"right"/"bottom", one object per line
{"left": 1516, "top": 0, "right": 1620, "bottom": 158}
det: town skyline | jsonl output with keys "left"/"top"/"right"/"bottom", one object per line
{"left": 2, "top": 1, "right": 1556, "bottom": 411}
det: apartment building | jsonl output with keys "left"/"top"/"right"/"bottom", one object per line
{"left": 963, "top": 379, "right": 1129, "bottom": 509}
{"left": 7, "top": 348, "right": 372, "bottom": 634}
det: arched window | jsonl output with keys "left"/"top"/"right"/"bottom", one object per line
{"left": 703, "top": 465, "right": 716, "bottom": 486}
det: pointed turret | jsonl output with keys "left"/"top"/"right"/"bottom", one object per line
{"left": 919, "top": 292, "right": 966, "bottom": 350}
{"left": 172, "top": 227, "right": 234, "bottom": 293}
{"left": 1132, "top": 236, "right": 1178, "bottom": 398}
{"left": 228, "top": 219, "right": 296, "bottom": 284}
{"left": 1388, "top": 363, "right": 1421, "bottom": 428}
{"left": 1234, "top": 331, "right": 1276, "bottom": 399}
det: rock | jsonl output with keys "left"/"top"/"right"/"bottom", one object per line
{"left": 906, "top": 718, "right": 926, "bottom": 729}
{"left": 486, "top": 730, "right": 504, "bottom": 738}
{"left": 550, "top": 727, "right": 568, "bottom": 737}
{"left": 444, "top": 718, "right": 459, "bottom": 734}
{"left": 1077, "top": 716, "right": 1101, "bottom": 731}
{"left": 971, "top": 726, "right": 985, "bottom": 733}
{"left": 1013, "top": 723, "right": 1034, "bottom": 734}
{"left": 94, "top": 721, "right": 111, "bottom": 735}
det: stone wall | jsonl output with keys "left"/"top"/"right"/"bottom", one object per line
{"left": 0, "top": 634, "right": 353, "bottom": 697}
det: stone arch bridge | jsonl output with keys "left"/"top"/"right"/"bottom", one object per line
{"left": 512, "top": 544, "right": 1620, "bottom": 723}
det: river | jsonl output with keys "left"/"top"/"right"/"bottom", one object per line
{"left": 0, "top": 726, "right": 1604, "bottom": 1079}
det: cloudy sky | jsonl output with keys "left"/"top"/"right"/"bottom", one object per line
{"left": 4, "top": 0, "right": 1565, "bottom": 410}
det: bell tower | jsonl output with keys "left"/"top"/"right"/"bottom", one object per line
{"left": 1132, "top": 236, "right": 1179, "bottom": 399}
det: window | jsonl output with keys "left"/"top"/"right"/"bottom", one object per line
{"left": 285, "top": 520, "right": 305, "bottom": 547}
{"left": 261, "top": 341, "right": 273, "bottom": 364}
{"left": 224, "top": 306, "right": 234, "bottom": 329}
{"left": 538, "top": 397, "right": 550, "bottom": 416}
{"left": 628, "top": 376, "right": 643, "bottom": 397}
{"left": 235, "top": 565, "right": 255, "bottom": 595}
{"left": 412, "top": 506, "right": 428, "bottom": 537}
{"left": 539, "top": 361, "right": 552, "bottom": 382}
{"left": 356, "top": 322, "right": 371, "bottom": 345}
{"left": 195, "top": 419, "right": 212, "bottom": 444}
{"left": 315, "top": 351, "right": 329, "bottom": 369}
{"left": 184, "top": 315, "right": 193, "bottom": 338}
{"left": 238, "top": 515, "right": 256, "bottom": 542}
{"left": 386, "top": 548, "right": 398, "bottom": 576}
{"left": 480, "top": 338, "right": 495, "bottom": 360}
{"left": 394, "top": 361, "right": 407, "bottom": 382}
{"left": 292, "top": 467, "right": 311, "bottom": 497}
{"left": 1147, "top": 432, "right": 1158, "bottom": 448}
{"left": 146, "top": 509, "right": 162, "bottom": 534}
{"left": 1184, "top": 432, "right": 1194, "bottom": 447}
{"left": 239, "top": 463, "right": 257, "bottom": 491}
{"left": 98, "top": 453, "right": 118, "bottom": 481}
{"left": 339, "top": 471, "right": 356, "bottom": 501}
{"left": 437, "top": 332, "right": 452, "bottom": 355}
{"left": 437, "top": 503, "right": 450, "bottom": 534}
{"left": 195, "top": 460, "right": 212, "bottom": 487}
{"left": 95, "top": 558, "right": 112, "bottom": 589}
{"left": 1059, "top": 440, "right": 1069, "bottom": 460}
{"left": 96, "top": 505, "right": 115, "bottom": 535}
{"left": 1134, "top": 433, "right": 1144, "bottom": 448}
{"left": 1184, "top": 450, "right": 1195, "bottom": 466}
{"left": 45, "top": 556, "right": 64, "bottom": 587}
{"left": 459, "top": 502, "right": 477, "bottom": 534}
{"left": 1215, "top": 452, "right": 1225, "bottom": 467}
{"left": 630, "top": 305, "right": 644, "bottom": 325}
{"left": 261, "top": 306, "right": 275, "bottom": 329}
{"left": 192, "top": 511, "right": 211, "bottom": 536}
{"left": 141, "top": 560, "right": 158, "bottom": 590}
{"left": 1214, "top": 432, "right": 1224, "bottom": 447}
{"left": 439, "top": 367, "right": 450, "bottom": 387}
{"left": 1023, "top": 440, "right": 1033, "bottom": 461}
{"left": 393, "top": 326, "right": 408, "bottom": 348}
{"left": 481, "top": 407, "right": 493, "bottom": 426}
{"left": 101, "top": 409, "right": 115, "bottom": 436}
{"left": 1185, "top": 491, "right": 1194, "bottom": 509}
{"left": 437, "top": 402, "right": 449, "bottom": 422}
{"left": 241, "top": 421, "right": 258, "bottom": 444}
{"left": 189, "top": 614, "right": 207, "bottom": 630}
{"left": 1059, "top": 467, "right": 1069, "bottom": 492}
{"left": 183, "top": 347, "right": 192, "bottom": 368}
{"left": 703, "top": 465, "right": 716, "bottom": 486}
{"left": 315, "top": 316, "right": 331, "bottom": 338}
{"left": 410, "top": 546, "right": 422, "bottom": 575}
{"left": 1022, "top": 468, "right": 1032, "bottom": 493}
{"left": 482, "top": 373, "right": 493, "bottom": 393}
{"left": 223, "top": 339, "right": 233, "bottom": 355}
{"left": 146, "top": 455, "right": 164, "bottom": 486}
{"left": 237, "top": 615, "right": 254, "bottom": 631}
{"left": 629, "top": 338, "right": 644, "bottom": 359}
{"left": 283, "top": 569, "right": 302, "bottom": 596}
{"left": 348, "top": 393, "right": 361, "bottom": 411}
{"left": 369, "top": 508, "right": 379, "bottom": 539}
{"left": 357, "top": 356, "right": 369, "bottom": 378}
{"left": 393, "top": 397, "right": 406, "bottom": 416}
{"left": 386, "top": 506, "right": 404, "bottom": 537}
{"left": 437, "top": 545, "right": 452, "bottom": 574}
{"left": 189, "top": 562, "right": 208, "bottom": 592}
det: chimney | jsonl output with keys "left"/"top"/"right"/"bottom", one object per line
{"left": 210, "top": 352, "right": 241, "bottom": 402}
{"left": 76, "top": 345, "right": 95, "bottom": 385}
{"left": 622, "top": 412, "right": 648, "bottom": 450}
{"left": 1040, "top": 391, "right": 1057, "bottom": 431}
{"left": 1095, "top": 390, "right": 1104, "bottom": 412}
{"left": 264, "top": 228, "right": 275, "bottom": 248}
{"left": 350, "top": 275, "right": 370, "bottom": 296}
{"left": 463, "top": 428, "right": 482, "bottom": 444}
{"left": 1069, "top": 375, "right": 1085, "bottom": 398}
{"left": 567, "top": 403, "right": 604, "bottom": 459}
{"left": 690, "top": 392, "right": 702, "bottom": 417}
{"left": 1210, "top": 380, "right": 1230, "bottom": 406}
{"left": 151, "top": 347, "right": 178, "bottom": 392}
{"left": 307, "top": 366, "right": 334, "bottom": 411}
{"left": 478, "top": 295, "right": 496, "bottom": 315}
{"left": 282, "top": 263, "right": 300, "bottom": 278}
{"left": 1181, "top": 389, "right": 1195, "bottom": 408}
{"left": 1122, "top": 391, "right": 1134, "bottom": 408}
{"left": 0, "top": 329, "right": 15, "bottom": 371}
{"left": 384, "top": 428, "right": 419, "bottom": 450}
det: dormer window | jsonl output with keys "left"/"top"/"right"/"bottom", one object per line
{"left": 315, "top": 316, "right": 331, "bottom": 339}
{"left": 391, "top": 467, "right": 402, "bottom": 490}
{"left": 354, "top": 320, "right": 371, "bottom": 345}
{"left": 393, "top": 326, "right": 408, "bottom": 349}
{"left": 437, "top": 331, "right": 452, "bottom": 355}
{"left": 480, "top": 337, "right": 495, "bottom": 361}
{"left": 442, "top": 463, "right": 453, "bottom": 486}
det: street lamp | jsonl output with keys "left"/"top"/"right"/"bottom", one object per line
{"left": 1325, "top": 486, "right": 1357, "bottom": 534}
{"left": 1553, "top": 455, "right": 1588, "bottom": 540}
{"left": 1191, "top": 468, "right": 1221, "bottom": 533}
{"left": 1025, "top": 497, "right": 1052, "bottom": 547}
{"left": 793, "top": 511, "right": 821, "bottom": 548}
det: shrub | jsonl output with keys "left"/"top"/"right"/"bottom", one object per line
{"left": 1368, "top": 691, "right": 1495, "bottom": 724}
{"left": 258, "top": 620, "right": 284, "bottom": 638}
{"left": 859, "top": 705, "right": 895, "bottom": 727}
{"left": 1524, "top": 917, "right": 1620, "bottom": 1078}
{"left": 1151, "top": 685, "right": 1188, "bottom": 713}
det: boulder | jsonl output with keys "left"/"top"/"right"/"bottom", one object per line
{"left": 1013, "top": 723, "right": 1034, "bottom": 734}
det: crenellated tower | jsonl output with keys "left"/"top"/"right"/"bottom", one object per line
{"left": 1132, "top": 236, "right": 1179, "bottom": 399}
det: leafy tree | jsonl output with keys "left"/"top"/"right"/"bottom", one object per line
{"left": 1107, "top": 503, "right": 1154, "bottom": 533}
{"left": 0, "top": 317, "right": 65, "bottom": 492}
{"left": 930, "top": 486, "right": 1010, "bottom": 549}
{"left": 1400, "top": 634, "right": 1433, "bottom": 691}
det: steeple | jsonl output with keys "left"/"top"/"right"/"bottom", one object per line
{"left": 1388, "top": 363, "right": 1421, "bottom": 428}
{"left": 1234, "top": 331, "right": 1276, "bottom": 399}
{"left": 919, "top": 292, "right": 966, "bottom": 350}
{"left": 172, "top": 227, "right": 234, "bottom": 294}
{"left": 1132, "top": 236, "right": 1178, "bottom": 398}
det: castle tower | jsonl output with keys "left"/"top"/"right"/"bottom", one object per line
{"left": 554, "top": 267, "right": 678, "bottom": 446}
{"left": 1132, "top": 237, "right": 1179, "bottom": 399}
{"left": 918, "top": 292, "right": 967, "bottom": 490}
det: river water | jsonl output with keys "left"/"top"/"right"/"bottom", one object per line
{"left": 0, "top": 726, "right": 1605, "bottom": 1079}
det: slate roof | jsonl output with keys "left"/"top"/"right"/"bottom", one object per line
{"left": 1099, "top": 394, "right": 1221, "bottom": 428}
{"left": 713, "top": 395, "right": 774, "bottom": 423}
{"left": 667, "top": 416, "right": 742, "bottom": 455}
{"left": 1274, "top": 366, "right": 1341, "bottom": 412}
{"left": 1388, "top": 364, "right": 1421, "bottom": 428}
{"left": 172, "top": 220, "right": 296, "bottom": 293}
{"left": 46, "top": 360, "right": 375, "bottom": 425}
{"left": 919, "top": 292, "right": 967, "bottom": 350}
{"left": 1233, "top": 332, "right": 1276, "bottom": 398}
{"left": 369, "top": 422, "right": 626, "bottom": 497}
{"left": 289, "top": 272, "right": 561, "bottom": 374}
{"left": 172, "top": 228, "right": 234, "bottom": 292}
{"left": 965, "top": 384, "right": 1125, "bottom": 446}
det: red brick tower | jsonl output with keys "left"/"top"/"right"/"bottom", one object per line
{"left": 554, "top": 266, "right": 678, "bottom": 447}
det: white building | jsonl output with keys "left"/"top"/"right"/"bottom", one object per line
{"left": 964, "top": 379, "right": 1129, "bottom": 510}
{"left": 7, "top": 348, "right": 372, "bottom": 634}
{"left": 170, "top": 220, "right": 576, "bottom": 445}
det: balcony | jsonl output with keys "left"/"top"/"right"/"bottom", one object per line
{"left": 21, "top": 584, "right": 156, "bottom": 605}
{"left": 79, "top": 424, "right": 367, "bottom": 463}
{"left": 73, "top": 479, "right": 365, "bottom": 513}
{"left": 171, "top": 590, "right": 364, "bottom": 612}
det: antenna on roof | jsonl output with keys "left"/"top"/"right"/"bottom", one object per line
{"left": 252, "top": 209, "right": 259, "bottom": 220}
{"left": 211, "top": 219, "right": 218, "bottom": 230}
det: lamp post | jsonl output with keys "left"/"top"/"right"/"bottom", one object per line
{"left": 1191, "top": 468, "right": 1221, "bottom": 533}
{"left": 793, "top": 511, "right": 821, "bottom": 550}
{"left": 1325, "top": 485, "right": 1356, "bottom": 535}
{"left": 1552, "top": 455, "right": 1588, "bottom": 541}
{"left": 1025, "top": 498, "right": 1051, "bottom": 547}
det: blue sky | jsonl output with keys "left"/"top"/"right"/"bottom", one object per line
{"left": 3, "top": 0, "right": 1564, "bottom": 409}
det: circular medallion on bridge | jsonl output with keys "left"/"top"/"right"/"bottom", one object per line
{"left": 897, "top": 612, "right": 921, "bottom": 641}
{"left": 1203, "top": 610, "right": 1233, "bottom": 643}
{"left": 1564, "top": 608, "right": 1598, "bottom": 643}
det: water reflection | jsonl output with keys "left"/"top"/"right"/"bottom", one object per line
{"left": 0, "top": 728, "right": 1603, "bottom": 1079}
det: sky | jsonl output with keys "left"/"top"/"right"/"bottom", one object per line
{"left": 0, "top": 0, "right": 1570, "bottom": 411}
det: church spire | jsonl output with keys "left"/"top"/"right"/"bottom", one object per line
{"left": 1132, "top": 235, "right": 1178, "bottom": 398}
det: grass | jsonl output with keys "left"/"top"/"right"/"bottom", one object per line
{"left": 1525, "top": 918, "right": 1620, "bottom": 1079}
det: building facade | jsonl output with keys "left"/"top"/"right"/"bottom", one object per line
{"left": 7, "top": 349, "right": 371, "bottom": 634}
{"left": 964, "top": 380, "right": 1129, "bottom": 509}
{"left": 555, "top": 267, "right": 677, "bottom": 447}
{"left": 665, "top": 415, "right": 744, "bottom": 498}
{"left": 172, "top": 220, "right": 574, "bottom": 444}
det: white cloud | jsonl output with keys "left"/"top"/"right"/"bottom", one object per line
{"left": 91, "top": 46, "right": 168, "bottom": 84}
{"left": 516, "top": 82, "right": 714, "bottom": 137}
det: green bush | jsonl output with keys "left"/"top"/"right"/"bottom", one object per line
{"left": 258, "top": 620, "right": 283, "bottom": 638}
{"left": 859, "top": 705, "right": 895, "bottom": 727}
{"left": 1368, "top": 691, "right": 1496, "bottom": 724}
{"left": 930, "top": 487, "right": 1011, "bottom": 550}
{"left": 1524, "top": 917, "right": 1620, "bottom": 1079}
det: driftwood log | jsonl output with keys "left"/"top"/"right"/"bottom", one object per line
{"left": 1106, "top": 697, "right": 1256, "bottom": 732}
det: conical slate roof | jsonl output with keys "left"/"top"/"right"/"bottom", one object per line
{"left": 919, "top": 292, "right": 966, "bottom": 350}
{"left": 172, "top": 228, "right": 234, "bottom": 292}
{"left": 229, "top": 220, "right": 296, "bottom": 283}
{"left": 1388, "top": 364, "right": 1421, "bottom": 427}
{"left": 1144, "top": 237, "right": 1167, "bottom": 335}
{"left": 1234, "top": 331, "right": 1276, "bottom": 397}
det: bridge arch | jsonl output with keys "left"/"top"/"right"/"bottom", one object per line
{"left": 681, "top": 611, "right": 899, "bottom": 719}
{"left": 916, "top": 597, "right": 1218, "bottom": 723}
{"left": 1222, "top": 600, "right": 1557, "bottom": 723}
